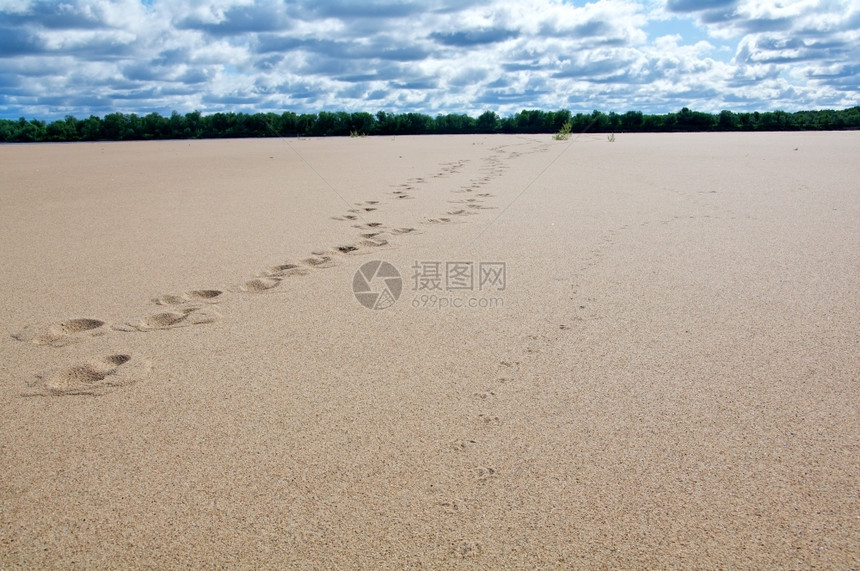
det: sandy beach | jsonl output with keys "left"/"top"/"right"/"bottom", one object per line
{"left": 1, "top": 132, "right": 858, "bottom": 568}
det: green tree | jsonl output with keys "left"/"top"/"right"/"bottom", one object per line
{"left": 476, "top": 110, "right": 499, "bottom": 133}
{"left": 46, "top": 116, "right": 79, "bottom": 141}
{"left": 718, "top": 110, "right": 739, "bottom": 130}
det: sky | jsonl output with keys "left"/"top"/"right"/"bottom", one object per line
{"left": 1, "top": 0, "right": 858, "bottom": 120}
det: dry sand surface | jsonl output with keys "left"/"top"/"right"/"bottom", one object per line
{"left": 1, "top": 132, "right": 858, "bottom": 568}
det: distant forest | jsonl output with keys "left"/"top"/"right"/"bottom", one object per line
{"left": 2, "top": 106, "right": 859, "bottom": 142}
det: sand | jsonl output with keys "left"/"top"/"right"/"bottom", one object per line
{"left": 1, "top": 132, "right": 858, "bottom": 568}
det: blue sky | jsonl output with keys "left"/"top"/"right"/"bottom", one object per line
{"left": 0, "top": 0, "right": 858, "bottom": 120}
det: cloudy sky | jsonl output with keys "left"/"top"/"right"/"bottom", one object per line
{"left": 1, "top": 0, "right": 858, "bottom": 120}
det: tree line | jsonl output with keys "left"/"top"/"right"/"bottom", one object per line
{"left": 1, "top": 106, "right": 858, "bottom": 143}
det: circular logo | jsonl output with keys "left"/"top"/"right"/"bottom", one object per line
{"left": 353, "top": 261, "right": 402, "bottom": 310}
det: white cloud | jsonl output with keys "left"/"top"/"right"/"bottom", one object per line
{"left": 0, "top": 0, "right": 857, "bottom": 119}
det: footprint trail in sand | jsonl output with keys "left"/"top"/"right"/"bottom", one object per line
{"left": 9, "top": 136, "right": 554, "bottom": 397}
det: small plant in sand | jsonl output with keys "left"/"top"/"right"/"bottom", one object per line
{"left": 349, "top": 130, "right": 367, "bottom": 138}
{"left": 607, "top": 132, "right": 616, "bottom": 142}
{"left": 553, "top": 121, "right": 572, "bottom": 141}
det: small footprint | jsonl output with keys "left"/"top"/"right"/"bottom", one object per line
{"left": 472, "top": 466, "right": 497, "bottom": 481}
{"left": 451, "top": 540, "right": 483, "bottom": 559}
{"left": 477, "top": 414, "right": 501, "bottom": 426}
{"left": 354, "top": 222, "right": 385, "bottom": 231}
{"left": 301, "top": 254, "right": 337, "bottom": 268}
{"left": 438, "top": 499, "right": 463, "bottom": 514}
{"left": 259, "top": 264, "right": 309, "bottom": 278}
{"left": 358, "top": 238, "right": 388, "bottom": 248}
{"left": 154, "top": 289, "right": 223, "bottom": 306}
{"left": 113, "top": 307, "right": 221, "bottom": 331}
{"left": 23, "top": 354, "right": 151, "bottom": 397}
{"left": 451, "top": 438, "right": 477, "bottom": 451}
{"left": 12, "top": 318, "right": 107, "bottom": 347}
{"left": 238, "top": 277, "right": 282, "bottom": 292}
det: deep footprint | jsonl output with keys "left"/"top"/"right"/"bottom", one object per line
{"left": 24, "top": 354, "right": 151, "bottom": 397}
{"left": 12, "top": 318, "right": 107, "bottom": 347}
{"left": 239, "top": 277, "right": 282, "bottom": 292}
{"left": 114, "top": 307, "right": 221, "bottom": 331}
{"left": 154, "top": 289, "right": 223, "bottom": 306}
{"left": 358, "top": 238, "right": 388, "bottom": 248}
{"left": 301, "top": 255, "right": 337, "bottom": 268}
{"left": 259, "top": 264, "right": 309, "bottom": 278}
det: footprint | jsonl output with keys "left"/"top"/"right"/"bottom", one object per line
{"left": 472, "top": 466, "right": 497, "bottom": 481}
{"left": 113, "top": 307, "right": 221, "bottom": 331}
{"left": 301, "top": 255, "right": 337, "bottom": 268}
{"left": 438, "top": 499, "right": 463, "bottom": 514}
{"left": 259, "top": 264, "right": 309, "bottom": 278}
{"left": 154, "top": 289, "right": 223, "bottom": 306}
{"left": 451, "top": 540, "right": 483, "bottom": 559}
{"left": 477, "top": 414, "right": 501, "bottom": 426}
{"left": 391, "top": 227, "right": 416, "bottom": 235}
{"left": 24, "top": 354, "right": 151, "bottom": 397}
{"left": 153, "top": 294, "right": 187, "bottom": 305}
{"left": 451, "top": 438, "right": 477, "bottom": 452}
{"left": 358, "top": 238, "right": 388, "bottom": 248}
{"left": 335, "top": 244, "right": 360, "bottom": 254}
{"left": 238, "top": 277, "right": 282, "bottom": 292}
{"left": 353, "top": 222, "right": 387, "bottom": 231}
{"left": 12, "top": 318, "right": 108, "bottom": 347}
